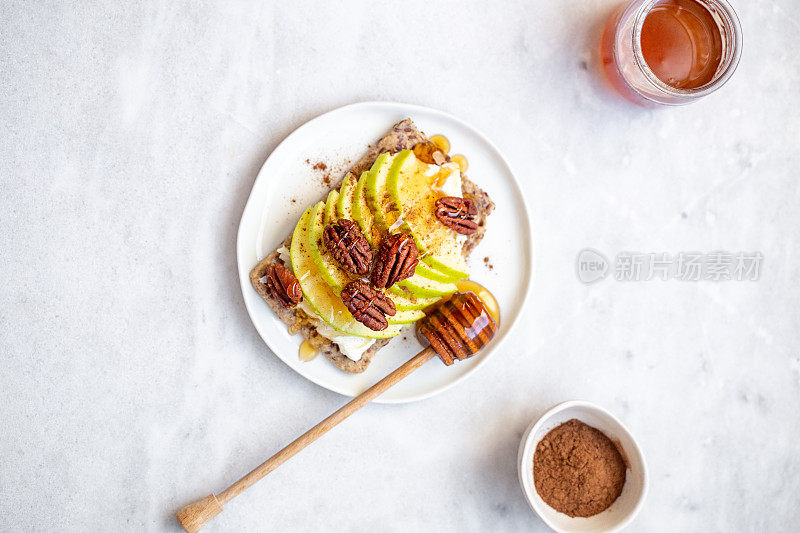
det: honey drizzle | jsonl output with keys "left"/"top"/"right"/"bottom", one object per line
{"left": 454, "top": 280, "right": 500, "bottom": 325}
{"left": 440, "top": 204, "right": 471, "bottom": 220}
{"left": 299, "top": 340, "right": 318, "bottom": 361}
{"left": 332, "top": 226, "right": 359, "bottom": 253}
{"left": 429, "top": 134, "right": 450, "bottom": 154}
{"left": 346, "top": 287, "right": 380, "bottom": 317}
{"left": 429, "top": 134, "right": 468, "bottom": 174}
{"left": 451, "top": 154, "right": 468, "bottom": 172}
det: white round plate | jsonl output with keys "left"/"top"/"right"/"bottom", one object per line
{"left": 237, "top": 101, "right": 533, "bottom": 403}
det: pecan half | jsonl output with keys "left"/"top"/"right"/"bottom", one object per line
{"left": 372, "top": 233, "right": 419, "bottom": 289}
{"left": 434, "top": 196, "right": 478, "bottom": 235}
{"left": 323, "top": 219, "right": 372, "bottom": 276}
{"left": 341, "top": 280, "right": 396, "bottom": 331}
{"left": 412, "top": 141, "right": 447, "bottom": 165}
{"left": 265, "top": 262, "right": 302, "bottom": 308}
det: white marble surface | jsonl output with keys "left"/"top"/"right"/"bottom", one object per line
{"left": 1, "top": 1, "right": 799, "bottom": 531}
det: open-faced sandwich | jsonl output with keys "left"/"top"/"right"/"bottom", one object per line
{"left": 250, "top": 119, "right": 494, "bottom": 373}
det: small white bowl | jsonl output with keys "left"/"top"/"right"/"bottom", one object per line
{"left": 517, "top": 400, "right": 648, "bottom": 533}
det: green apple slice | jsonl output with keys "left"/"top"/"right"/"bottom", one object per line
{"left": 390, "top": 309, "right": 425, "bottom": 324}
{"left": 382, "top": 149, "right": 416, "bottom": 231}
{"left": 307, "top": 202, "right": 340, "bottom": 289}
{"left": 390, "top": 276, "right": 457, "bottom": 299}
{"left": 393, "top": 295, "right": 438, "bottom": 312}
{"left": 352, "top": 171, "right": 376, "bottom": 246}
{"left": 291, "top": 205, "right": 401, "bottom": 339}
{"left": 394, "top": 271, "right": 457, "bottom": 299}
{"left": 419, "top": 246, "right": 468, "bottom": 281}
{"left": 323, "top": 190, "right": 339, "bottom": 225}
{"left": 390, "top": 308, "right": 425, "bottom": 325}
{"left": 414, "top": 261, "right": 461, "bottom": 284}
{"left": 336, "top": 173, "right": 358, "bottom": 220}
{"left": 388, "top": 150, "right": 469, "bottom": 279}
{"left": 389, "top": 288, "right": 440, "bottom": 311}
{"left": 389, "top": 283, "right": 441, "bottom": 308}
{"left": 364, "top": 152, "right": 395, "bottom": 237}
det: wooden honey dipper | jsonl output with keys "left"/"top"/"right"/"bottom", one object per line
{"left": 176, "top": 292, "right": 497, "bottom": 532}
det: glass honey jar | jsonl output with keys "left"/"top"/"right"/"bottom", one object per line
{"left": 601, "top": 0, "right": 742, "bottom": 106}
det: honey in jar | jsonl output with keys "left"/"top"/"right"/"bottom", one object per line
{"left": 601, "top": 0, "right": 741, "bottom": 106}
{"left": 640, "top": 0, "right": 723, "bottom": 89}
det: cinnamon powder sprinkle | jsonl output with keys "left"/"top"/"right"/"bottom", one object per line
{"left": 307, "top": 160, "right": 331, "bottom": 186}
{"left": 533, "top": 419, "right": 626, "bottom": 517}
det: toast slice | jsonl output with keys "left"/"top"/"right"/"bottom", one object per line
{"left": 250, "top": 119, "right": 495, "bottom": 373}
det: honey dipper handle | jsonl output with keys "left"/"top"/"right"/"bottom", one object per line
{"left": 177, "top": 346, "right": 437, "bottom": 532}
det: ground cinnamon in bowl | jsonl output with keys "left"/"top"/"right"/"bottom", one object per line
{"left": 533, "top": 419, "right": 627, "bottom": 518}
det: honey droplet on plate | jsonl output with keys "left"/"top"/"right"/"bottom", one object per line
{"left": 429, "top": 134, "right": 450, "bottom": 154}
{"left": 455, "top": 279, "right": 500, "bottom": 326}
{"left": 299, "top": 340, "right": 318, "bottom": 361}
{"left": 450, "top": 154, "right": 468, "bottom": 173}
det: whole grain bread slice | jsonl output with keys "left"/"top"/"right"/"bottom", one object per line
{"left": 250, "top": 119, "right": 494, "bottom": 373}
